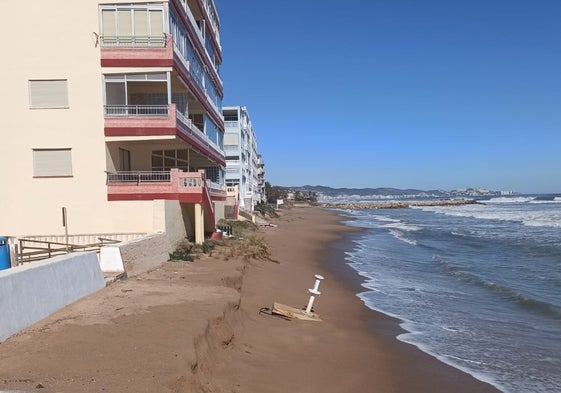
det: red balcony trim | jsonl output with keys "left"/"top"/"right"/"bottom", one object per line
{"left": 100, "top": 35, "right": 174, "bottom": 68}
{"left": 209, "top": 194, "right": 227, "bottom": 201}
{"left": 170, "top": 0, "right": 223, "bottom": 95}
{"left": 105, "top": 127, "right": 176, "bottom": 136}
{"left": 101, "top": 58, "right": 174, "bottom": 67}
{"left": 173, "top": 54, "right": 224, "bottom": 131}
{"left": 194, "top": 0, "right": 223, "bottom": 64}
{"left": 176, "top": 130, "right": 226, "bottom": 167}
{"left": 104, "top": 125, "right": 225, "bottom": 167}
{"left": 108, "top": 192, "right": 224, "bottom": 202}
{"left": 108, "top": 193, "right": 203, "bottom": 203}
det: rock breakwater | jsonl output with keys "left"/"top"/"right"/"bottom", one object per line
{"left": 321, "top": 199, "right": 478, "bottom": 210}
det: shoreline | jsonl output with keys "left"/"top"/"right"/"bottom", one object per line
{"left": 323, "top": 211, "right": 504, "bottom": 392}
{"left": 202, "top": 204, "right": 501, "bottom": 392}
{"left": 0, "top": 204, "right": 503, "bottom": 392}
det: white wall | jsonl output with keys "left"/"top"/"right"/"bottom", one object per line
{"left": 0, "top": 252, "right": 106, "bottom": 343}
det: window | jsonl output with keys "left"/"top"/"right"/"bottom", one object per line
{"left": 223, "top": 111, "right": 238, "bottom": 121}
{"left": 205, "top": 167, "right": 220, "bottom": 183}
{"left": 151, "top": 149, "right": 189, "bottom": 171}
{"left": 224, "top": 134, "right": 239, "bottom": 145}
{"left": 119, "top": 148, "right": 131, "bottom": 171}
{"left": 33, "top": 149, "right": 73, "bottom": 177}
{"left": 100, "top": 7, "right": 164, "bottom": 40}
{"left": 29, "top": 80, "right": 69, "bottom": 109}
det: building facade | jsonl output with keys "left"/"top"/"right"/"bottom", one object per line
{"left": 1, "top": 0, "right": 226, "bottom": 245}
{"left": 222, "top": 106, "right": 265, "bottom": 211}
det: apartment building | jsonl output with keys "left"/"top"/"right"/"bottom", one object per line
{"left": 222, "top": 106, "right": 265, "bottom": 211}
{"left": 1, "top": 0, "right": 226, "bottom": 245}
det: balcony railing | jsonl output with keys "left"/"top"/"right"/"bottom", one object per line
{"left": 104, "top": 105, "right": 169, "bottom": 116}
{"left": 100, "top": 35, "right": 167, "bottom": 48}
{"left": 106, "top": 171, "right": 171, "bottom": 183}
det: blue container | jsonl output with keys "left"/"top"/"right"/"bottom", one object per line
{"left": 0, "top": 236, "right": 10, "bottom": 270}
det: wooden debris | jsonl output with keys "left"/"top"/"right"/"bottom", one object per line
{"left": 272, "top": 302, "right": 322, "bottom": 322}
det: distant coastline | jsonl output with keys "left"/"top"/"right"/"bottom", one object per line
{"left": 321, "top": 199, "right": 478, "bottom": 210}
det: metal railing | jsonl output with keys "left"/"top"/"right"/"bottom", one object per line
{"left": 176, "top": 111, "right": 224, "bottom": 156}
{"left": 100, "top": 35, "right": 167, "bottom": 48}
{"left": 17, "top": 238, "right": 120, "bottom": 264}
{"left": 106, "top": 171, "right": 171, "bottom": 183}
{"left": 104, "top": 105, "right": 169, "bottom": 116}
{"left": 207, "top": 180, "right": 225, "bottom": 191}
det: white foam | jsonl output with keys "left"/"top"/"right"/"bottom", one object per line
{"left": 417, "top": 204, "right": 561, "bottom": 228}
{"left": 389, "top": 229, "right": 418, "bottom": 245}
{"left": 486, "top": 196, "right": 535, "bottom": 203}
{"left": 529, "top": 199, "right": 561, "bottom": 204}
{"left": 372, "top": 215, "right": 401, "bottom": 223}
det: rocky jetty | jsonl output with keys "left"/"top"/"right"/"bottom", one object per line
{"left": 321, "top": 199, "right": 478, "bottom": 210}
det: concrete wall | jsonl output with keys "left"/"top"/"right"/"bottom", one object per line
{"left": 118, "top": 233, "right": 171, "bottom": 277}
{"left": 165, "top": 200, "right": 188, "bottom": 248}
{"left": 214, "top": 200, "right": 226, "bottom": 222}
{"left": 0, "top": 252, "right": 105, "bottom": 343}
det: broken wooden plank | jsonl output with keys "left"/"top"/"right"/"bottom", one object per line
{"left": 272, "top": 302, "right": 322, "bottom": 321}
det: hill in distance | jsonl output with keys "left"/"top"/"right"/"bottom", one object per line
{"left": 287, "top": 185, "right": 516, "bottom": 199}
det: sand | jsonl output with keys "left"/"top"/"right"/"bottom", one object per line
{"left": 0, "top": 205, "right": 501, "bottom": 392}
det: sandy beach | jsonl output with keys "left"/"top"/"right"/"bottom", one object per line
{"left": 0, "top": 205, "right": 501, "bottom": 392}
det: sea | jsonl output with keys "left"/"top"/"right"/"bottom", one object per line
{"left": 335, "top": 195, "right": 561, "bottom": 393}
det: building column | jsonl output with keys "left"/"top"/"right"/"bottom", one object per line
{"left": 194, "top": 203, "right": 205, "bottom": 244}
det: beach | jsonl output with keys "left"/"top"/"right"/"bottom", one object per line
{"left": 0, "top": 205, "right": 500, "bottom": 392}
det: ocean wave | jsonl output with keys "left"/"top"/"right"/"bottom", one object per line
{"left": 529, "top": 199, "right": 561, "bottom": 204}
{"left": 441, "top": 265, "right": 561, "bottom": 320}
{"left": 419, "top": 205, "right": 561, "bottom": 228}
{"left": 382, "top": 222, "right": 422, "bottom": 232}
{"left": 522, "top": 218, "right": 561, "bottom": 228}
{"left": 389, "top": 229, "right": 418, "bottom": 246}
{"left": 372, "top": 215, "right": 401, "bottom": 223}
{"left": 486, "top": 196, "right": 536, "bottom": 203}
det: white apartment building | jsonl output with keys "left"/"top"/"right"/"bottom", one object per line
{"left": 0, "top": 0, "right": 226, "bottom": 246}
{"left": 222, "top": 106, "right": 265, "bottom": 211}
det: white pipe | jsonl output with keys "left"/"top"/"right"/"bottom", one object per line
{"left": 305, "top": 274, "right": 324, "bottom": 314}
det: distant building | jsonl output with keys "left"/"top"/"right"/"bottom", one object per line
{"left": 1, "top": 0, "right": 226, "bottom": 245}
{"left": 222, "top": 106, "right": 265, "bottom": 212}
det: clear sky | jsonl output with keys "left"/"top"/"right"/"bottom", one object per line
{"left": 216, "top": 1, "right": 561, "bottom": 194}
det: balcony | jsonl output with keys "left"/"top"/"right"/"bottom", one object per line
{"left": 104, "top": 104, "right": 225, "bottom": 167}
{"left": 100, "top": 35, "right": 174, "bottom": 67}
{"left": 106, "top": 169, "right": 225, "bottom": 203}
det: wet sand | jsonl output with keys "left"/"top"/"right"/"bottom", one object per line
{"left": 0, "top": 205, "right": 501, "bottom": 392}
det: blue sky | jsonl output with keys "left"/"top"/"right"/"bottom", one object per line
{"left": 216, "top": 1, "right": 561, "bottom": 193}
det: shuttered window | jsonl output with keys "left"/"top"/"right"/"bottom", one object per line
{"left": 150, "top": 10, "right": 163, "bottom": 36}
{"left": 101, "top": 7, "right": 164, "bottom": 37}
{"left": 101, "top": 10, "right": 116, "bottom": 36}
{"left": 134, "top": 10, "right": 148, "bottom": 36}
{"left": 117, "top": 10, "right": 132, "bottom": 37}
{"left": 33, "top": 149, "right": 73, "bottom": 177}
{"left": 29, "top": 80, "right": 69, "bottom": 109}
